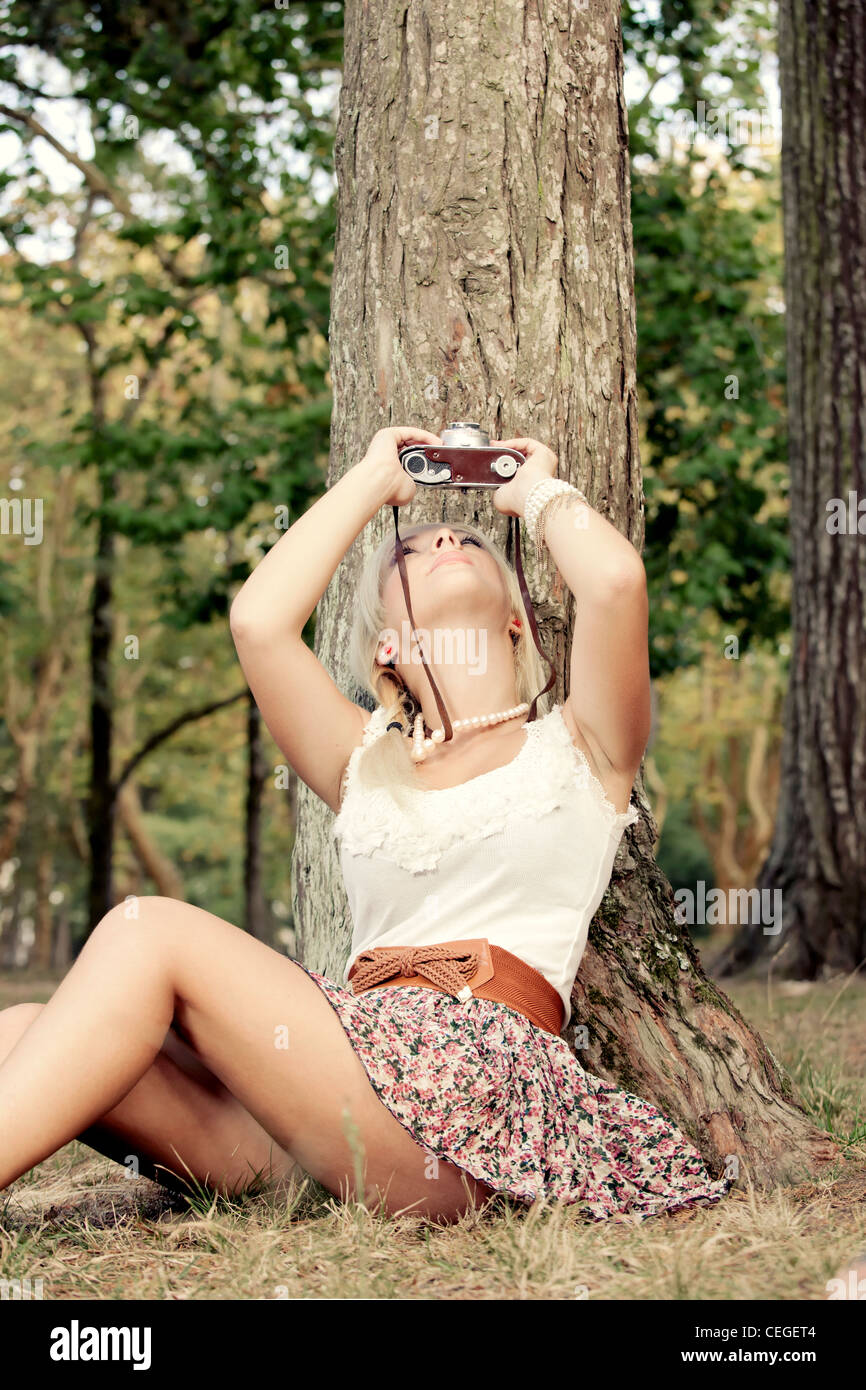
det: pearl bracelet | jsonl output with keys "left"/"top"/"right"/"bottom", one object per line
{"left": 523, "top": 478, "right": 589, "bottom": 553}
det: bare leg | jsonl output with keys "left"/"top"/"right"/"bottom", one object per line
{"left": 0, "top": 911, "right": 179, "bottom": 1191}
{"left": 0, "top": 898, "right": 497, "bottom": 1220}
{"left": 0, "top": 1004, "right": 302, "bottom": 1198}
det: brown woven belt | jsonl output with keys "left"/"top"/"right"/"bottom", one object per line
{"left": 346, "top": 938, "right": 563, "bottom": 1037}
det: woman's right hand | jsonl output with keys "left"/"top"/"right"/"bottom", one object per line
{"left": 358, "top": 426, "right": 443, "bottom": 508}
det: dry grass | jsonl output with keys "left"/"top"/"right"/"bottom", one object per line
{"left": 1, "top": 969, "right": 864, "bottom": 1301}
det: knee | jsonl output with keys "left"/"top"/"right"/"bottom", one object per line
{"left": 90, "top": 896, "right": 176, "bottom": 954}
{"left": 1, "top": 1001, "right": 44, "bottom": 1026}
{"left": 0, "top": 1001, "right": 44, "bottom": 1048}
{"left": 98, "top": 895, "right": 171, "bottom": 925}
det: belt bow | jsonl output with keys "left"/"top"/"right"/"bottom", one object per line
{"left": 349, "top": 944, "right": 480, "bottom": 1001}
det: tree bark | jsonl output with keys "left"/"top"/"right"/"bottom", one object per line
{"left": 86, "top": 432, "right": 116, "bottom": 930}
{"left": 292, "top": 0, "right": 839, "bottom": 1189}
{"left": 244, "top": 692, "right": 270, "bottom": 941}
{"left": 716, "top": 0, "right": 866, "bottom": 981}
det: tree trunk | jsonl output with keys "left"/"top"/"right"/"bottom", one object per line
{"left": 33, "top": 844, "right": 54, "bottom": 973}
{"left": 87, "top": 461, "right": 117, "bottom": 929}
{"left": 0, "top": 643, "right": 64, "bottom": 865}
{"left": 716, "top": 0, "right": 866, "bottom": 980}
{"left": 244, "top": 693, "right": 269, "bottom": 941}
{"left": 690, "top": 663, "right": 782, "bottom": 901}
{"left": 292, "top": 0, "right": 839, "bottom": 1188}
{"left": 0, "top": 463, "right": 74, "bottom": 867}
{"left": 116, "top": 782, "right": 186, "bottom": 901}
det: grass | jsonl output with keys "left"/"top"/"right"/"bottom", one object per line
{"left": 0, "top": 970, "right": 864, "bottom": 1300}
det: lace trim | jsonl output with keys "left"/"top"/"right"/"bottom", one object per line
{"left": 332, "top": 703, "right": 638, "bottom": 873}
{"left": 545, "top": 706, "right": 641, "bottom": 833}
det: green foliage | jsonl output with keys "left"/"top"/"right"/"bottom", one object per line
{"left": 0, "top": 0, "right": 342, "bottom": 623}
{"left": 624, "top": 0, "right": 790, "bottom": 676}
{"left": 0, "top": 0, "right": 794, "bottom": 930}
{"left": 0, "top": 0, "right": 343, "bottom": 928}
{"left": 1, "top": 0, "right": 791, "bottom": 666}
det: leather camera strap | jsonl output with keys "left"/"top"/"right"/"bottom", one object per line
{"left": 391, "top": 505, "right": 556, "bottom": 741}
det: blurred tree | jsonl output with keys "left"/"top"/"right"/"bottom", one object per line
{"left": 717, "top": 0, "right": 866, "bottom": 978}
{"left": 0, "top": 1, "right": 341, "bottom": 931}
{"left": 624, "top": 0, "right": 790, "bottom": 676}
{"left": 651, "top": 643, "right": 784, "bottom": 899}
{"left": 0, "top": 0, "right": 811, "bottom": 989}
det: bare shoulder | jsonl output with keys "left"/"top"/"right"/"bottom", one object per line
{"left": 559, "top": 697, "right": 639, "bottom": 818}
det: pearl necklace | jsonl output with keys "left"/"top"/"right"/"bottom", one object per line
{"left": 410, "top": 702, "right": 530, "bottom": 764}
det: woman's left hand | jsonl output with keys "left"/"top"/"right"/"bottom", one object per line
{"left": 489, "top": 437, "right": 558, "bottom": 518}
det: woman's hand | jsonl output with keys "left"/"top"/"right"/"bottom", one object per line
{"left": 358, "top": 426, "right": 443, "bottom": 508}
{"left": 489, "top": 436, "right": 558, "bottom": 518}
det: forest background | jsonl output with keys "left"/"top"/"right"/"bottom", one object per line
{"left": 0, "top": 0, "right": 789, "bottom": 968}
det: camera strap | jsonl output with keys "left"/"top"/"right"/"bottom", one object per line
{"left": 390, "top": 505, "right": 556, "bottom": 742}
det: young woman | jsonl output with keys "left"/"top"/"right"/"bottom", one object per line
{"left": 0, "top": 426, "right": 732, "bottom": 1226}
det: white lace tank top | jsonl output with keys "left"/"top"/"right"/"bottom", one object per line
{"left": 331, "top": 702, "right": 639, "bottom": 1029}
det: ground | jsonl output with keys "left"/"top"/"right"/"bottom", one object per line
{"left": 0, "top": 970, "right": 863, "bottom": 1300}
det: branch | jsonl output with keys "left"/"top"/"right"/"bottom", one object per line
{"left": 72, "top": 188, "right": 97, "bottom": 269}
{"left": 0, "top": 72, "right": 66, "bottom": 103}
{"left": 114, "top": 690, "right": 248, "bottom": 792}
{"left": 0, "top": 102, "right": 123, "bottom": 205}
{"left": 1, "top": 102, "right": 323, "bottom": 300}
{"left": 0, "top": 102, "right": 193, "bottom": 288}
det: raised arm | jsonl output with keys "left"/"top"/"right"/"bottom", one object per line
{"left": 229, "top": 428, "right": 441, "bottom": 813}
{"left": 493, "top": 437, "right": 652, "bottom": 784}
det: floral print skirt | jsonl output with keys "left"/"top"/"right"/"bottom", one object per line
{"left": 293, "top": 961, "right": 734, "bottom": 1224}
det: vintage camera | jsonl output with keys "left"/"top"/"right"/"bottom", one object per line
{"left": 398, "top": 422, "right": 524, "bottom": 488}
{"left": 391, "top": 420, "right": 556, "bottom": 722}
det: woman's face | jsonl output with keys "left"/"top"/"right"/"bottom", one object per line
{"left": 378, "top": 523, "right": 511, "bottom": 653}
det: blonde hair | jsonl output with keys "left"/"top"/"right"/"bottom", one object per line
{"left": 345, "top": 519, "right": 552, "bottom": 811}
